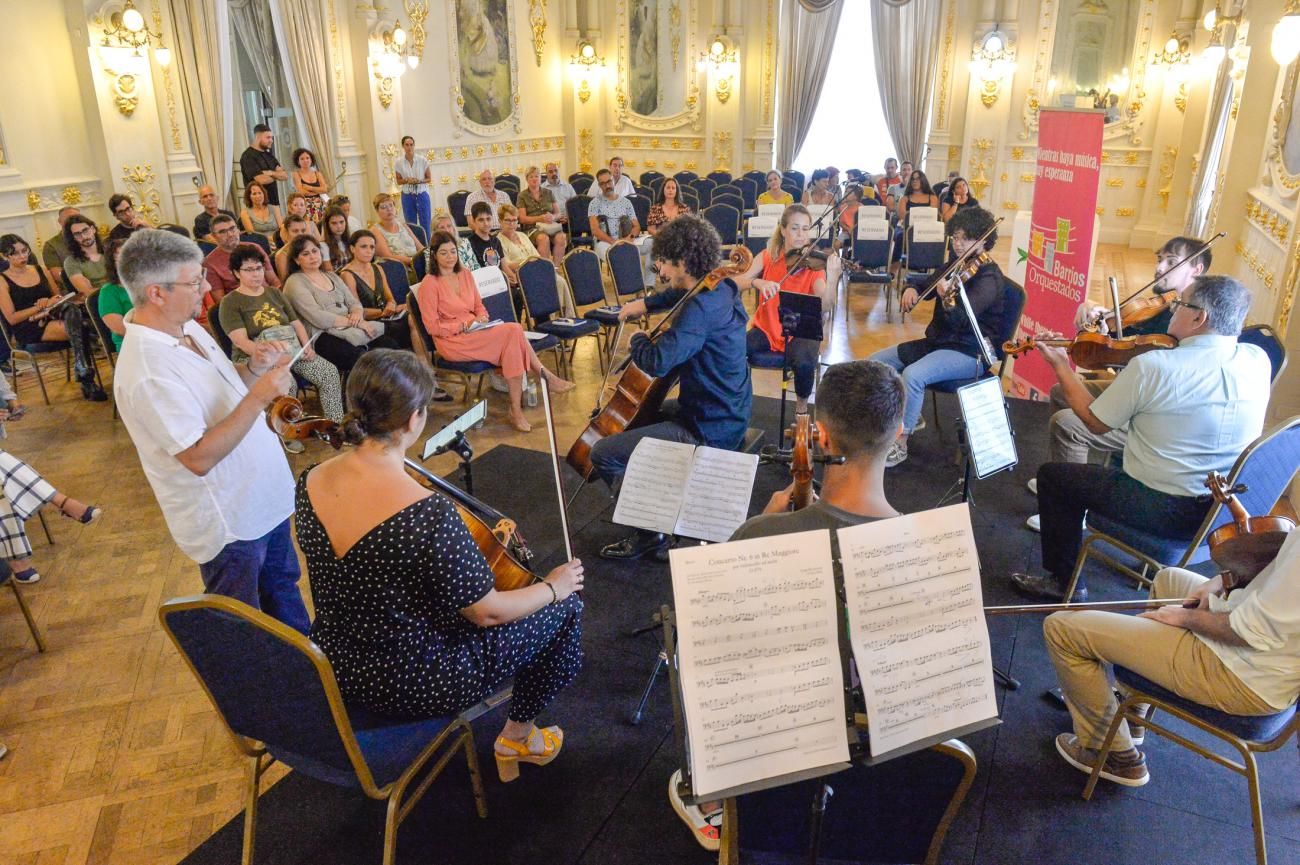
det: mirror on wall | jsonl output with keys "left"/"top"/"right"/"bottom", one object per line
{"left": 1047, "top": 0, "right": 1140, "bottom": 124}
{"left": 626, "top": 0, "right": 688, "bottom": 118}
{"left": 1284, "top": 83, "right": 1300, "bottom": 175}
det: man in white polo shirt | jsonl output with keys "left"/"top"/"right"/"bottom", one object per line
{"left": 464, "top": 169, "right": 513, "bottom": 231}
{"left": 114, "top": 229, "right": 307, "bottom": 632}
{"left": 1011, "top": 274, "right": 1271, "bottom": 603}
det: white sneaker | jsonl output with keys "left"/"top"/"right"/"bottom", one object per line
{"left": 1025, "top": 514, "right": 1041, "bottom": 532}
{"left": 668, "top": 769, "right": 721, "bottom": 851}
{"left": 913, "top": 416, "right": 927, "bottom": 432}
{"left": 1027, "top": 477, "right": 1038, "bottom": 495}
{"left": 885, "top": 440, "right": 908, "bottom": 468}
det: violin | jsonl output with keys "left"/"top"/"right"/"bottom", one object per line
{"left": 1002, "top": 331, "right": 1177, "bottom": 369}
{"left": 781, "top": 246, "right": 863, "bottom": 275}
{"left": 907, "top": 215, "right": 1000, "bottom": 312}
{"left": 567, "top": 246, "right": 754, "bottom": 480}
{"left": 1205, "top": 471, "right": 1294, "bottom": 593}
{"left": 267, "top": 396, "right": 540, "bottom": 591}
{"left": 1090, "top": 232, "right": 1225, "bottom": 333}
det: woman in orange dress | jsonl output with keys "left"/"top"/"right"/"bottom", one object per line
{"left": 734, "top": 204, "right": 838, "bottom": 414}
{"left": 417, "top": 231, "right": 574, "bottom": 432}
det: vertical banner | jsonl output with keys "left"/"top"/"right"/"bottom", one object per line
{"left": 1009, "top": 109, "right": 1104, "bottom": 400}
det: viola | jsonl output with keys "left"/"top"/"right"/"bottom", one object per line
{"left": 267, "top": 396, "right": 539, "bottom": 591}
{"left": 1097, "top": 291, "right": 1175, "bottom": 334}
{"left": 566, "top": 246, "right": 754, "bottom": 480}
{"left": 1205, "top": 471, "right": 1294, "bottom": 593}
{"left": 1002, "top": 331, "right": 1177, "bottom": 369}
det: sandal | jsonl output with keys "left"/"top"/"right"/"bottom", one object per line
{"left": 494, "top": 725, "right": 563, "bottom": 782}
{"left": 668, "top": 769, "right": 722, "bottom": 852}
{"left": 54, "top": 496, "right": 102, "bottom": 525}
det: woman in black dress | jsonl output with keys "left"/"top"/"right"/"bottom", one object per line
{"left": 294, "top": 349, "right": 585, "bottom": 782}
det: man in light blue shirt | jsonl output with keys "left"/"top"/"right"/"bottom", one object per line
{"left": 394, "top": 135, "right": 432, "bottom": 241}
{"left": 1012, "top": 275, "right": 1271, "bottom": 602}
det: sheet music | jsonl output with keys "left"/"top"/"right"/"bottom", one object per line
{"left": 612, "top": 438, "right": 695, "bottom": 535}
{"left": 612, "top": 439, "right": 758, "bottom": 542}
{"left": 675, "top": 447, "right": 758, "bottom": 542}
{"left": 957, "top": 377, "right": 1017, "bottom": 478}
{"left": 838, "top": 505, "right": 998, "bottom": 759}
{"left": 672, "top": 530, "right": 850, "bottom": 799}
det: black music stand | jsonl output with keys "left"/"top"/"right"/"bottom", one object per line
{"left": 773, "top": 291, "right": 824, "bottom": 439}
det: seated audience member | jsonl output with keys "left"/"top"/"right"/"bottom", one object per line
{"left": 371, "top": 192, "right": 423, "bottom": 275}
{"left": 338, "top": 230, "right": 413, "bottom": 352}
{"left": 290, "top": 147, "right": 330, "bottom": 224}
{"left": 193, "top": 185, "right": 237, "bottom": 242}
{"left": 1011, "top": 274, "right": 1270, "bottom": 603}
{"left": 282, "top": 235, "right": 397, "bottom": 376}
{"left": 464, "top": 201, "right": 507, "bottom": 270}
{"left": 933, "top": 170, "right": 961, "bottom": 202}
{"left": 107, "top": 193, "right": 148, "bottom": 242}
{"left": 668, "top": 358, "right": 903, "bottom": 848}
{"left": 836, "top": 184, "right": 864, "bottom": 246}
{"left": 278, "top": 193, "right": 322, "bottom": 248}
{"left": 647, "top": 178, "right": 692, "bottom": 234}
{"left": 239, "top": 182, "right": 282, "bottom": 246}
{"left": 0, "top": 442, "right": 102, "bottom": 585}
{"left": 273, "top": 215, "right": 325, "bottom": 282}
{"left": 541, "top": 162, "right": 577, "bottom": 217}
{"left": 875, "top": 158, "right": 902, "bottom": 206}
{"left": 418, "top": 211, "right": 479, "bottom": 275}
{"left": 417, "top": 230, "right": 574, "bottom": 433}
{"left": 296, "top": 348, "right": 584, "bottom": 781}
{"left": 42, "top": 206, "right": 80, "bottom": 284}
{"left": 321, "top": 206, "right": 352, "bottom": 270}
{"left": 825, "top": 165, "right": 841, "bottom": 189}
{"left": 802, "top": 169, "right": 834, "bottom": 206}
{"left": 219, "top": 243, "right": 344, "bottom": 423}
{"left": 938, "top": 177, "right": 979, "bottom": 222}
{"left": 589, "top": 169, "right": 643, "bottom": 262}
{"left": 334, "top": 194, "right": 363, "bottom": 235}
{"left": 96, "top": 237, "right": 134, "bottom": 352}
{"left": 735, "top": 205, "right": 838, "bottom": 415}
{"left": 495, "top": 204, "right": 534, "bottom": 287}
{"left": 870, "top": 207, "right": 1005, "bottom": 468}
{"left": 205, "top": 215, "right": 281, "bottom": 317}
{"left": 62, "top": 215, "right": 110, "bottom": 295}
{"left": 516, "top": 166, "right": 568, "bottom": 260}
{"left": 0, "top": 233, "right": 105, "bottom": 401}
{"left": 608, "top": 156, "right": 635, "bottom": 198}
{"left": 888, "top": 169, "right": 942, "bottom": 278}
{"left": 757, "top": 170, "right": 794, "bottom": 207}
{"left": 465, "top": 170, "right": 514, "bottom": 231}
{"left": 1023, "top": 237, "right": 1211, "bottom": 533}
{"left": 1044, "top": 530, "right": 1300, "bottom": 789}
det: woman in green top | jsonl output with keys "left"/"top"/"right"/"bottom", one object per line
{"left": 218, "top": 243, "right": 345, "bottom": 422}
{"left": 96, "top": 237, "right": 133, "bottom": 352}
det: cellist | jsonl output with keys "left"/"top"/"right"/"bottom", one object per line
{"left": 595, "top": 215, "right": 751, "bottom": 561}
{"left": 666, "top": 359, "right": 905, "bottom": 852}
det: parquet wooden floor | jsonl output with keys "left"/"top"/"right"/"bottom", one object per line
{"left": 0, "top": 242, "right": 1276, "bottom": 864}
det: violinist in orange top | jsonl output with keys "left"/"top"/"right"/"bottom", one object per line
{"left": 869, "top": 206, "right": 1005, "bottom": 468}
{"left": 735, "top": 204, "right": 839, "bottom": 415}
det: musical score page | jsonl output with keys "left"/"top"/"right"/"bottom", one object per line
{"left": 671, "top": 530, "right": 850, "bottom": 800}
{"left": 838, "top": 504, "right": 999, "bottom": 760}
{"left": 957, "top": 377, "right": 1017, "bottom": 478}
{"left": 612, "top": 439, "right": 758, "bottom": 542}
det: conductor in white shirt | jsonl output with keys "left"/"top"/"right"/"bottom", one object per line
{"left": 114, "top": 229, "right": 309, "bottom": 633}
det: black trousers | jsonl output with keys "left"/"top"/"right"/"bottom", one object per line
{"left": 1037, "top": 462, "right": 1212, "bottom": 588}
{"left": 746, "top": 328, "right": 819, "bottom": 399}
{"left": 313, "top": 332, "right": 398, "bottom": 375}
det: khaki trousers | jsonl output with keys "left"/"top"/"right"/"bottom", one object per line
{"left": 1043, "top": 567, "right": 1275, "bottom": 750}
{"left": 1048, "top": 380, "right": 1128, "bottom": 464}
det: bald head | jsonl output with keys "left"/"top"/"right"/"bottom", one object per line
{"left": 198, "top": 185, "right": 218, "bottom": 210}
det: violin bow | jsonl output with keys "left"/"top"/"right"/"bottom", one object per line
{"left": 908, "top": 217, "right": 1002, "bottom": 307}
{"left": 1114, "top": 232, "right": 1225, "bottom": 309}
{"left": 539, "top": 377, "right": 575, "bottom": 562}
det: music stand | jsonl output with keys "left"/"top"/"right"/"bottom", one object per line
{"left": 773, "top": 291, "right": 824, "bottom": 438}
{"left": 421, "top": 400, "right": 487, "bottom": 495}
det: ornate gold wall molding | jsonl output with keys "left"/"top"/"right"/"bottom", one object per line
{"left": 762, "top": 0, "right": 775, "bottom": 124}
{"left": 328, "top": 0, "right": 349, "bottom": 136}
{"left": 152, "top": 8, "right": 182, "bottom": 151}
{"left": 579, "top": 129, "right": 594, "bottom": 173}
{"left": 1245, "top": 196, "right": 1291, "bottom": 245}
{"left": 936, "top": 0, "right": 956, "bottom": 129}
{"left": 527, "top": 0, "right": 546, "bottom": 67}
{"left": 404, "top": 1, "right": 428, "bottom": 64}
{"left": 968, "top": 138, "right": 993, "bottom": 199}
{"left": 120, "top": 165, "right": 161, "bottom": 226}
{"left": 1235, "top": 241, "right": 1277, "bottom": 291}
{"left": 713, "top": 132, "right": 733, "bottom": 172}
{"left": 1266, "top": 60, "right": 1300, "bottom": 198}
{"left": 670, "top": 0, "right": 682, "bottom": 69}
{"left": 380, "top": 143, "right": 398, "bottom": 191}
{"left": 614, "top": 0, "right": 701, "bottom": 132}
{"left": 1157, "top": 146, "right": 1177, "bottom": 211}
{"left": 24, "top": 185, "right": 98, "bottom": 213}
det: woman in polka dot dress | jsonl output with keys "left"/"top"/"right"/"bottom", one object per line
{"left": 295, "top": 349, "right": 585, "bottom": 782}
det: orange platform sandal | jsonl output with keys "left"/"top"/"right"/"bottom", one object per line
{"left": 494, "top": 725, "right": 564, "bottom": 782}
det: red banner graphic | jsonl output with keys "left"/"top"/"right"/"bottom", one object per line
{"left": 1009, "top": 109, "right": 1104, "bottom": 400}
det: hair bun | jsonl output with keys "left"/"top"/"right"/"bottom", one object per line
{"left": 340, "top": 412, "right": 368, "bottom": 446}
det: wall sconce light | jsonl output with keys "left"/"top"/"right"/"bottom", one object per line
{"left": 1272, "top": 0, "right": 1300, "bottom": 66}
{"left": 1202, "top": 5, "right": 1242, "bottom": 33}
{"left": 1201, "top": 29, "right": 1227, "bottom": 71}
{"left": 971, "top": 27, "right": 1015, "bottom": 108}
{"left": 370, "top": 21, "right": 411, "bottom": 109}
{"left": 697, "top": 36, "right": 738, "bottom": 104}
{"left": 402, "top": 0, "right": 427, "bottom": 69}
{"left": 94, "top": 1, "right": 170, "bottom": 117}
{"left": 569, "top": 39, "right": 604, "bottom": 104}
{"left": 1153, "top": 32, "right": 1192, "bottom": 68}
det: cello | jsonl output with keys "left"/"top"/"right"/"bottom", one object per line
{"left": 566, "top": 245, "right": 753, "bottom": 479}
{"left": 267, "top": 396, "right": 540, "bottom": 591}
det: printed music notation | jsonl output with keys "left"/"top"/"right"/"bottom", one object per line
{"left": 612, "top": 439, "right": 758, "bottom": 542}
{"left": 838, "top": 504, "right": 998, "bottom": 759}
{"left": 956, "top": 376, "right": 1018, "bottom": 478}
{"left": 671, "top": 530, "right": 849, "bottom": 799}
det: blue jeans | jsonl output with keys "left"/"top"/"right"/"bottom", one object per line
{"left": 401, "top": 191, "right": 432, "bottom": 240}
{"left": 197, "top": 519, "right": 310, "bottom": 634}
{"left": 870, "top": 344, "right": 985, "bottom": 434}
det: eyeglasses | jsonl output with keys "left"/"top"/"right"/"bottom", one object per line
{"left": 170, "top": 267, "right": 208, "bottom": 291}
{"left": 71, "top": 228, "right": 96, "bottom": 238}
{"left": 114, "top": 205, "right": 133, "bottom": 216}
{"left": 238, "top": 264, "right": 265, "bottom": 272}
{"left": 1169, "top": 298, "right": 1203, "bottom": 313}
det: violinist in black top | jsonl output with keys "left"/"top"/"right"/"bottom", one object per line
{"left": 593, "top": 215, "right": 752, "bottom": 560}
{"left": 869, "top": 206, "right": 1005, "bottom": 468}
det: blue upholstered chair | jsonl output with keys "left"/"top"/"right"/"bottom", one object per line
{"left": 1238, "top": 323, "right": 1287, "bottom": 387}
{"left": 565, "top": 194, "right": 595, "bottom": 248}
{"left": 562, "top": 247, "right": 622, "bottom": 364}
{"left": 1063, "top": 415, "right": 1300, "bottom": 601}
{"left": 702, "top": 204, "right": 741, "bottom": 247}
{"left": 1084, "top": 666, "right": 1299, "bottom": 865}
{"left": 159, "top": 594, "right": 502, "bottom": 865}
{"left": 706, "top": 170, "right": 733, "bottom": 186}
{"left": 519, "top": 257, "right": 600, "bottom": 377}
{"left": 405, "top": 222, "right": 428, "bottom": 248}
{"left": 239, "top": 232, "right": 271, "bottom": 256}
{"left": 377, "top": 258, "right": 411, "bottom": 304}
{"left": 446, "top": 190, "right": 471, "bottom": 234}
{"left": 628, "top": 194, "right": 651, "bottom": 232}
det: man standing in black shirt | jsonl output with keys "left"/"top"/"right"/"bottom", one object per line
{"left": 239, "top": 124, "right": 287, "bottom": 206}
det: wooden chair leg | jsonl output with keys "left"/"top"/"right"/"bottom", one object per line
{"left": 7, "top": 576, "right": 46, "bottom": 652}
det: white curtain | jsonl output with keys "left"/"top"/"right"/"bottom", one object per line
{"left": 167, "top": 0, "right": 234, "bottom": 197}
{"left": 775, "top": 0, "right": 844, "bottom": 168}
{"left": 268, "top": 0, "right": 338, "bottom": 185}
{"left": 1188, "top": 61, "right": 1234, "bottom": 237}
{"left": 869, "top": 0, "right": 943, "bottom": 164}
{"left": 229, "top": 0, "right": 281, "bottom": 111}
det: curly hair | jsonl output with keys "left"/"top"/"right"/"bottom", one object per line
{"left": 228, "top": 243, "right": 267, "bottom": 277}
{"left": 651, "top": 214, "right": 722, "bottom": 279}
{"left": 63, "top": 215, "right": 103, "bottom": 262}
{"left": 946, "top": 206, "right": 997, "bottom": 250}
{"left": 291, "top": 147, "right": 317, "bottom": 170}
